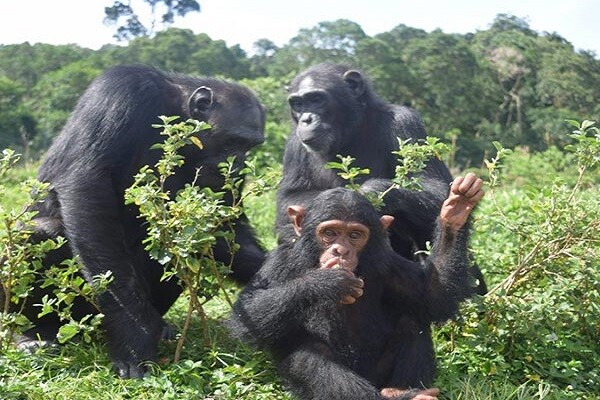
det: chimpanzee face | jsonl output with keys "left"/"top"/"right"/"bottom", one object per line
{"left": 286, "top": 187, "right": 395, "bottom": 273}
{"left": 288, "top": 77, "right": 338, "bottom": 154}
{"left": 188, "top": 83, "right": 265, "bottom": 154}
{"left": 287, "top": 68, "right": 366, "bottom": 155}
{"left": 315, "top": 219, "right": 370, "bottom": 272}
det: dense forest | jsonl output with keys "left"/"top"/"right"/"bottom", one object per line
{"left": 1, "top": 13, "right": 599, "bottom": 400}
{"left": 1, "top": 14, "right": 599, "bottom": 167}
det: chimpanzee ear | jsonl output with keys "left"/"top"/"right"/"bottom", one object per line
{"left": 343, "top": 70, "right": 365, "bottom": 97}
{"left": 379, "top": 215, "right": 394, "bottom": 231}
{"left": 188, "top": 86, "right": 214, "bottom": 117}
{"left": 287, "top": 205, "right": 305, "bottom": 236}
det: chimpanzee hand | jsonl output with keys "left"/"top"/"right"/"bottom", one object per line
{"left": 381, "top": 387, "right": 440, "bottom": 400}
{"left": 440, "top": 172, "right": 484, "bottom": 231}
{"left": 104, "top": 306, "right": 165, "bottom": 379}
{"left": 311, "top": 268, "right": 364, "bottom": 305}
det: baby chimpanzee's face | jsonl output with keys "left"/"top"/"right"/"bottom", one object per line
{"left": 316, "top": 220, "right": 370, "bottom": 272}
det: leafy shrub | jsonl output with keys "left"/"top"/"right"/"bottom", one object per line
{"left": 435, "top": 121, "right": 600, "bottom": 398}
{"left": 124, "top": 116, "right": 275, "bottom": 361}
{"left": 0, "top": 149, "right": 108, "bottom": 349}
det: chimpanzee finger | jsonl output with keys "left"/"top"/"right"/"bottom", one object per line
{"left": 349, "top": 286, "right": 364, "bottom": 298}
{"left": 353, "top": 277, "right": 365, "bottom": 288}
{"left": 450, "top": 176, "right": 464, "bottom": 195}
{"left": 421, "top": 388, "right": 441, "bottom": 396}
{"left": 413, "top": 395, "right": 437, "bottom": 400}
{"left": 457, "top": 172, "right": 479, "bottom": 195}
{"left": 343, "top": 278, "right": 363, "bottom": 299}
{"left": 469, "top": 187, "right": 485, "bottom": 203}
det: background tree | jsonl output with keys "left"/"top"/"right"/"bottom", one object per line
{"left": 0, "top": 77, "right": 36, "bottom": 159}
{"left": 104, "top": 0, "right": 200, "bottom": 41}
{"left": 354, "top": 37, "right": 417, "bottom": 105}
{"left": 249, "top": 39, "right": 279, "bottom": 77}
{"left": 264, "top": 19, "right": 367, "bottom": 76}
{"left": 1, "top": 13, "right": 598, "bottom": 167}
{"left": 99, "top": 28, "right": 251, "bottom": 78}
{"left": 0, "top": 43, "right": 93, "bottom": 90}
{"left": 27, "top": 62, "right": 101, "bottom": 153}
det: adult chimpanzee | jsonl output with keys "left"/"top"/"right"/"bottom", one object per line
{"left": 18, "top": 65, "right": 266, "bottom": 378}
{"left": 276, "top": 63, "right": 486, "bottom": 294}
{"left": 229, "top": 173, "right": 484, "bottom": 400}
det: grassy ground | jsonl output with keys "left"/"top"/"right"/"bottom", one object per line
{"left": 1, "top": 162, "right": 598, "bottom": 399}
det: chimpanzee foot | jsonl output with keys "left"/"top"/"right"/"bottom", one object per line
{"left": 16, "top": 335, "right": 58, "bottom": 353}
{"left": 113, "top": 359, "right": 148, "bottom": 379}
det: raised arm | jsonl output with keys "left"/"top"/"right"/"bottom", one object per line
{"left": 424, "top": 173, "right": 484, "bottom": 320}
{"left": 383, "top": 173, "right": 484, "bottom": 321}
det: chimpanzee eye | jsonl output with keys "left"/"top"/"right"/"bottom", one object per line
{"left": 305, "top": 91, "right": 326, "bottom": 106}
{"left": 349, "top": 231, "right": 363, "bottom": 240}
{"left": 288, "top": 96, "right": 303, "bottom": 112}
{"left": 323, "top": 228, "right": 337, "bottom": 238}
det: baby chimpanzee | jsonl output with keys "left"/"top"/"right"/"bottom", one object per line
{"left": 229, "top": 173, "right": 484, "bottom": 400}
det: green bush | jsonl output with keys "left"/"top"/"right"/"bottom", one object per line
{"left": 435, "top": 121, "right": 600, "bottom": 398}
{"left": 124, "top": 116, "right": 276, "bottom": 361}
{"left": 1, "top": 121, "right": 598, "bottom": 399}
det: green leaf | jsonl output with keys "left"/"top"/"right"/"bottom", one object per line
{"left": 581, "top": 120, "right": 595, "bottom": 131}
{"left": 190, "top": 136, "right": 204, "bottom": 149}
{"left": 57, "top": 323, "right": 80, "bottom": 343}
{"left": 565, "top": 119, "right": 581, "bottom": 128}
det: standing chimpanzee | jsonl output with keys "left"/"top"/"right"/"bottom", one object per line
{"left": 276, "top": 63, "right": 486, "bottom": 294}
{"left": 229, "top": 173, "right": 484, "bottom": 400}
{"left": 17, "top": 65, "right": 266, "bottom": 378}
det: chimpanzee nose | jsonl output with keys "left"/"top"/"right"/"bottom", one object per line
{"left": 332, "top": 244, "right": 350, "bottom": 256}
{"left": 300, "top": 113, "right": 313, "bottom": 125}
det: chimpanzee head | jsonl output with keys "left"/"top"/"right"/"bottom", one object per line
{"left": 287, "top": 188, "right": 393, "bottom": 272}
{"left": 287, "top": 63, "right": 373, "bottom": 155}
{"left": 186, "top": 79, "right": 266, "bottom": 155}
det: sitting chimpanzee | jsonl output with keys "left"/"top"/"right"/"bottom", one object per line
{"left": 276, "top": 63, "right": 486, "bottom": 294}
{"left": 17, "top": 65, "right": 266, "bottom": 378}
{"left": 229, "top": 173, "right": 484, "bottom": 400}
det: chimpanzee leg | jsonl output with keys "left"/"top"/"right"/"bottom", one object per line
{"left": 384, "top": 325, "right": 436, "bottom": 390}
{"left": 279, "top": 341, "right": 383, "bottom": 400}
{"left": 17, "top": 216, "right": 95, "bottom": 350}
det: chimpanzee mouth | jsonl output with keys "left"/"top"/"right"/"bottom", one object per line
{"left": 300, "top": 132, "right": 334, "bottom": 154}
{"left": 300, "top": 132, "right": 326, "bottom": 145}
{"left": 321, "top": 257, "right": 354, "bottom": 271}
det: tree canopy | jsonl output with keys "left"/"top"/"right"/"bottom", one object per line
{"left": 104, "top": 0, "right": 201, "bottom": 41}
{"left": 0, "top": 15, "right": 598, "bottom": 166}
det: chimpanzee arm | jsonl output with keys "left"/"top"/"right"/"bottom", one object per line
{"left": 423, "top": 222, "right": 473, "bottom": 320}
{"left": 383, "top": 173, "right": 484, "bottom": 322}
{"left": 57, "top": 169, "right": 163, "bottom": 378}
{"left": 229, "top": 250, "right": 362, "bottom": 347}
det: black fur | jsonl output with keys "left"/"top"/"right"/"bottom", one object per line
{"left": 276, "top": 63, "right": 486, "bottom": 294}
{"left": 19, "top": 64, "right": 266, "bottom": 378}
{"left": 229, "top": 188, "right": 472, "bottom": 400}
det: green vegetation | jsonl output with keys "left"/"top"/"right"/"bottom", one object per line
{"left": 1, "top": 119, "right": 598, "bottom": 399}
{"left": 1, "top": 14, "right": 599, "bottom": 167}
{"left": 1, "top": 13, "right": 599, "bottom": 400}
